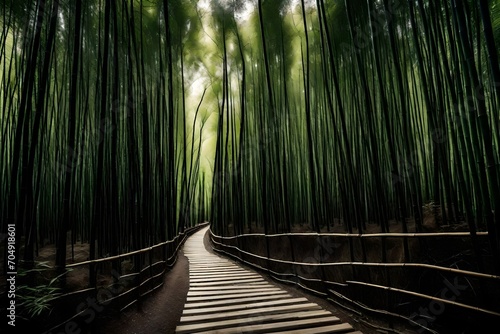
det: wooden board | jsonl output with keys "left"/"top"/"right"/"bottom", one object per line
{"left": 181, "top": 297, "right": 311, "bottom": 315}
{"left": 189, "top": 278, "right": 265, "bottom": 286}
{"left": 272, "top": 323, "right": 355, "bottom": 334}
{"left": 188, "top": 283, "right": 274, "bottom": 291}
{"left": 187, "top": 287, "right": 280, "bottom": 296}
{"left": 189, "top": 265, "right": 239, "bottom": 269}
{"left": 189, "top": 274, "right": 261, "bottom": 282}
{"left": 176, "top": 226, "right": 362, "bottom": 333}
{"left": 183, "top": 294, "right": 294, "bottom": 309}
{"left": 189, "top": 270, "right": 255, "bottom": 279}
{"left": 175, "top": 311, "right": 337, "bottom": 333}
{"left": 186, "top": 289, "right": 287, "bottom": 302}
{"left": 202, "top": 318, "right": 351, "bottom": 334}
{"left": 180, "top": 302, "right": 324, "bottom": 323}
{"left": 189, "top": 268, "right": 247, "bottom": 273}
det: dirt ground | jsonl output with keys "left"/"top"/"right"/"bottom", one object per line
{"left": 95, "top": 250, "right": 190, "bottom": 334}
{"left": 97, "top": 229, "right": 398, "bottom": 334}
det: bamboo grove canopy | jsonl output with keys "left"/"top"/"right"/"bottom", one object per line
{"left": 1, "top": 0, "right": 500, "bottom": 276}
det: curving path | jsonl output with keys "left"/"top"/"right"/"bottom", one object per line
{"left": 175, "top": 226, "right": 363, "bottom": 334}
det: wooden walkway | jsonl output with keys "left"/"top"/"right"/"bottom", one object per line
{"left": 176, "top": 227, "right": 362, "bottom": 334}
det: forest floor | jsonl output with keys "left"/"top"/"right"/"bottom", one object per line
{"left": 2, "top": 210, "right": 485, "bottom": 333}
{"left": 94, "top": 250, "right": 189, "bottom": 334}
{"left": 95, "top": 229, "right": 407, "bottom": 334}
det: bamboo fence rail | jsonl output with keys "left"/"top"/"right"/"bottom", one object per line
{"left": 42, "top": 222, "right": 209, "bottom": 334}
{"left": 210, "top": 227, "right": 500, "bottom": 329}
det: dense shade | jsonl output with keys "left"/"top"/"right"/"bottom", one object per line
{"left": 207, "top": 0, "right": 500, "bottom": 268}
{"left": 1, "top": 0, "right": 211, "bottom": 266}
{"left": 1, "top": 0, "right": 500, "bottom": 329}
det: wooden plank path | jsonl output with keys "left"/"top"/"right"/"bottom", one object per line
{"left": 176, "top": 226, "right": 362, "bottom": 334}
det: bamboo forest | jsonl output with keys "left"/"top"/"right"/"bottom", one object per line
{"left": 1, "top": 0, "right": 500, "bottom": 333}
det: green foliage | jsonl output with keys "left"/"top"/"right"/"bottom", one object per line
{"left": 0, "top": 0, "right": 211, "bottom": 277}
{"left": 1, "top": 0, "right": 499, "bottom": 310}
{"left": 17, "top": 262, "right": 71, "bottom": 318}
{"left": 492, "top": 0, "right": 500, "bottom": 51}
{"left": 209, "top": 0, "right": 500, "bottom": 272}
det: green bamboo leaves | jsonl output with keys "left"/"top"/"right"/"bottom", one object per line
{"left": 1, "top": 0, "right": 500, "bottom": 283}
{"left": 1, "top": 0, "right": 209, "bottom": 278}
{"left": 208, "top": 0, "right": 500, "bottom": 271}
